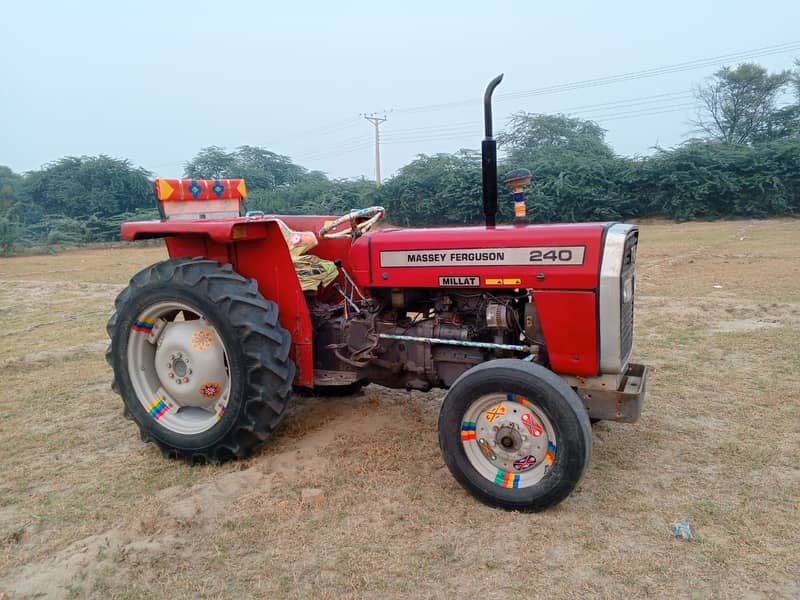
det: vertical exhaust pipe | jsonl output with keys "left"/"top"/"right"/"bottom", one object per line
{"left": 481, "top": 73, "right": 503, "bottom": 227}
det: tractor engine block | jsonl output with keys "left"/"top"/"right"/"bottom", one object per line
{"left": 309, "top": 290, "right": 534, "bottom": 391}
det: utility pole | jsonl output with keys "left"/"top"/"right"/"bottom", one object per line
{"left": 363, "top": 113, "right": 387, "bottom": 188}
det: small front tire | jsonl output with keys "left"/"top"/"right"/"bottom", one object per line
{"left": 438, "top": 359, "right": 592, "bottom": 511}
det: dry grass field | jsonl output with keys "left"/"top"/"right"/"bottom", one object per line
{"left": 0, "top": 218, "right": 798, "bottom": 599}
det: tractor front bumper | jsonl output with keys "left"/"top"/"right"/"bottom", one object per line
{"left": 565, "top": 363, "right": 648, "bottom": 423}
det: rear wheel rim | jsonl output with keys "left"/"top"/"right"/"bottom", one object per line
{"left": 127, "top": 301, "right": 231, "bottom": 435}
{"left": 461, "top": 393, "right": 557, "bottom": 489}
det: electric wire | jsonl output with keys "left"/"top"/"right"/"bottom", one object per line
{"left": 394, "top": 40, "right": 800, "bottom": 114}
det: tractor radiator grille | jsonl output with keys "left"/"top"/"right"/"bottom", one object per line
{"left": 620, "top": 294, "right": 634, "bottom": 360}
{"left": 619, "top": 232, "right": 638, "bottom": 362}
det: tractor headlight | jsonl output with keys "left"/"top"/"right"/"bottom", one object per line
{"left": 622, "top": 276, "right": 634, "bottom": 304}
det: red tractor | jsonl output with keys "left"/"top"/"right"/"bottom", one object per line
{"left": 107, "top": 76, "right": 647, "bottom": 511}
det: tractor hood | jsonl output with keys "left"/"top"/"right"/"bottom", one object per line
{"left": 349, "top": 222, "right": 611, "bottom": 291}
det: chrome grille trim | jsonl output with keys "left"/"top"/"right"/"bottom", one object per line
{"left": 598, "top": 223, "right": 638, "bottom": 373}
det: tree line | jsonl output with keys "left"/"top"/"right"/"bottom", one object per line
{"left": 1, "top": 62, "right": 798, "bottom": 254}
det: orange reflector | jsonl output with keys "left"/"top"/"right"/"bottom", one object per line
{"left": 486, "top": 278, "right": 522, "bottom": 286}
{"left": 231, "top": 224, "right": 248, "bottom": 240}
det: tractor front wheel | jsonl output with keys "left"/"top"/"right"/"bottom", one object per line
{"left": 107, "top": 258, "right": 295, "bottom": 463}
{"left": 438, "top": 359, "right": 592, "bottom": 511}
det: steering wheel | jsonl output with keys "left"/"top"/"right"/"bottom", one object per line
{"left": 318, "top": 206, "right": 385, "bottom": 239}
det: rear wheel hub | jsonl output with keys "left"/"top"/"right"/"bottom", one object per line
{"left": 127, "top": 301, "right": 231, "bottom": 435}
{"left": 154, "top": 321, "right": 228, "bottom": 410}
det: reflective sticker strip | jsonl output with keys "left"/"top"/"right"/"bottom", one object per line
{"left": 507, "top": 393, "right": 530, "bottom": 408}
{"left": 460, "top": 421, "right": 476, "bottom": 441}
{"left": 146, "top": 396, "right": 169, "bottom": 421}
{"left": 545, "top": 440, "right": 557, "bottom": 465}
{"left": 485, "top": 278, "right": 522, "bottom": 286}
{"left": 132, "top": 318, "right": 155, "bottom": 333}
{"left": 494, "top": 470, "right": 520, "bottom": 489}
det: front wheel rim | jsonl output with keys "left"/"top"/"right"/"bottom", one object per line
{"left": 126, "top": 301, "right": 231, "bottom": 435}
{"left": 461, "top": 393, "right": 557, "bottom": 489}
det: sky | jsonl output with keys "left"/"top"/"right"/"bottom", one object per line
{"left": 2, "top": 1, "right": 799, "bottom": 182}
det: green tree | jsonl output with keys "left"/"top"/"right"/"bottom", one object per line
{"left": 498, "top": 113, "right": 615, "bottom": 163}
{"left": 693, "top": 63, "right": 792, "bottom": 144}
{"left": 495, "top": 114, "right": 627, "bottom": 222}
{"left": 0, "top": 166, "right": 24, "bottom": 220}
{"left": 378, "top": 151, "right": 483, "bottom": 226}
{"left": 21, "top": 156, "right": 153, "bottom": 220}
{"left": 184, "top": 145, "right": 306, "bottom": 190}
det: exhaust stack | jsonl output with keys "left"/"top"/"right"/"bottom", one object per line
{"left": 481, "top": 73, "right": 503, "bottom": 227}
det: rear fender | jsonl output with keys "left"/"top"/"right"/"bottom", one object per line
{"left": 163, "top": 221, "right": 314, "bottom": 387}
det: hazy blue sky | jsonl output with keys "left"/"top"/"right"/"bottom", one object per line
{"left": 2, "top": 1, "right": 799, "bottom": 181}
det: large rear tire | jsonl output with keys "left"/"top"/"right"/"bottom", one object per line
{"left": 438, "top": 359, "right": 591, "bottom": 511}
{"left": 107, "top": 258, "right": 295, "bottom": 464}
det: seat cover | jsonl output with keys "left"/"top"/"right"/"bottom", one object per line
{"left": 273, "top": 219, "right": 339, "bottom": 292}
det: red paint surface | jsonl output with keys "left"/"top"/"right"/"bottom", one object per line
{"left": 159, "top": 220, "right": 313, "bottom": 387}
{"left": 532, "top": 290, "right": 598, "bottom": 375}
{"left": 351, "top": 223, "right": 606, "bottom": 290}
{"left": 124, "top": 217, "right": 609, "bottom": 379}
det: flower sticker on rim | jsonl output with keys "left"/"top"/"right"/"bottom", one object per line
{"left": 199, "top": 382, "right": 221, "bottom": 399}
{"left": 191, "top": 329, "right": 213, "bottom": 351}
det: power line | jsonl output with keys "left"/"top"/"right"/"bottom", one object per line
{"left": 393, "top": 40, "right": 800, "bottom": 114}
{"left": 379, "top": 91, "right": 694, "bottom": 142}
{"left": 280, "top": 41, "right": 800, "bottom": 166}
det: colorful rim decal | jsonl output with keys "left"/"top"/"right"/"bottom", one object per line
{"left": 494, "top": 469, "right": 520, "bottom": 489}
{"left": 146, "top": 396, "right": 169, "bottom": 421}
{"left": 191, "top": 329, "right": 213, "bottom": 351}
{"left": 513, "top": 455, "right": 537, "bottom": 472}
{"left": 484, "top": 404, "right": 507, "bottom": 422}
{"left": 461, "top": 421, "right": 476, "bottom": 441}
{"left": 520, "top": 413, "right": 543, "bottom": 437}
{"left": 132, "top": 318, "right": 155, "bottom": 333}
{"left": 545, "top": 440, "right": 557, "bottom": 465}
{"left": 461, "top": 392, "right": 557, "bottom": 491}
{"left": 506, "top": 392, "right": 529, "bottom": 407}
{"left": 478, "top": 437, "right": 496, "bottom": 461}
{"left": 215, "top": 406, "right": 226, "bottom": 422}
{"left": 199, "top": 382, "right": 221, "bottom": 399}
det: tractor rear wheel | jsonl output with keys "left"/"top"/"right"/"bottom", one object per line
{"left": 106, "top": 258, "right": 295, "bottom": 463}
{"left": 438, "top": 359, "right": 591, "bottom": 511}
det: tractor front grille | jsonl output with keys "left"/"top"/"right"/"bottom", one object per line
{"left": 599, "top": 223, "right": 639, "bottom": 374}
{"left": 620, "top": 293, "right": 634, "bottom": 360}
{"left": 619, "top": 232, "right": 638, "bottom": 364}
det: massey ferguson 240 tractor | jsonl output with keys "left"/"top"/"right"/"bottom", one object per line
{"left": 107, "top": 76, "right": 647, "bottom": 511}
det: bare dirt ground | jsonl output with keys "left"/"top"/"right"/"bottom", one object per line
{"left": 0, "top": 218, "right": 798, "bottom": 599}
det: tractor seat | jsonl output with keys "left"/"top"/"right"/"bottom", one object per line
{"left": 273, "top": 219, "right": 339, "bottom": 293}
